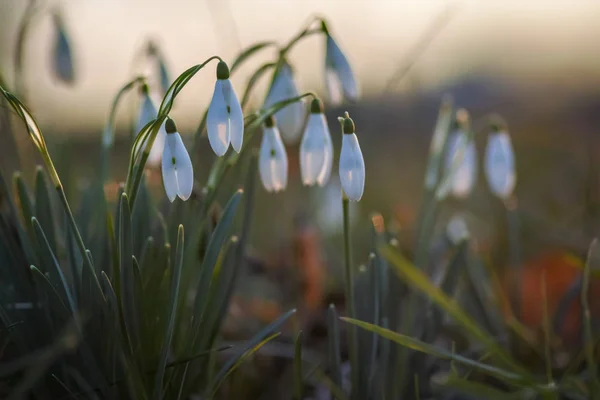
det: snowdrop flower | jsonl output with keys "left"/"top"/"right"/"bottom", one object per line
{"left": 264, "top": 61, "right": 305, "bottom": 144}
{"left": 136, "top": 84, "right": 166, "bottom": 166}
{"left": 338, "top": 112, "right": 365, "bottom": 201}
{"left": 207, "top": 61, "right": 244, "bottom": 156}
{"left": 324, "top": 29, "right": 358, "bottom": 105}
{"left": 485, "top": 128, "right": 516, "bottom": 199}
{"left": 259, "top": 115, "right": 288, "bottom": 192}
{"left": 161, "top": 117, "right": 193, "bottom": 202}
{"left": 444, "top": 128, "right": 477, "bottom": 199}
{"left": 51, "top": 13, "right": 75, "bottom": 84}
{"left": 300, "top": 98, "right": 333, "bottom": 187}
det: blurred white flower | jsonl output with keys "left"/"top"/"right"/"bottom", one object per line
{"left": 315, "top": 178, "right": 359, "bottom": 235}
{"left": 485, "top": 130, "right": 516, "bottom": 199}
{"left": 325, "top": 34, "right": 358, "bottom": 105}
{"left": 207, "top": 61, "right": 244, "bottom": 156}
{"left": 135, "top": 85, "right": 166, "bottom": 166}
{"left": 444, "top": 129, "right": 477, "bottom": 199}
{"left": 264, "top": 62, "right": 305, "bottom": 144}
{"left": 338, "top": 114, "right": 365, "bottom": 201}
{"left": 51, "top": 13, "right": 75, "bottom": 84}
{"left": 161, "top": 118, "right": 193, "bottom": 202}
{"left": 259, "top": 116, "right": 288, "bottom": 192}
{"left": 300, "top": 98, "right": 333, "bottom": 187}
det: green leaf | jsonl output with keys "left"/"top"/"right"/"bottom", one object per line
{"left": 34, "top": 167, "right": 57, "bottom": 255}
{"left": 433, "top": 375, "right": 528, "bottom": 400}
{"left": 378, "top": 243, "right": 530, "bottom": 378}
{"left": 210, "top": 332, "right": 281, "bottom": 397}
{"left": 153, "top": 224, "right": 184, "bottom": 400}
{"left": 293, "top": 331, "right": 303, "bottom": 400}
{"left": 191, "top": 190, "right": 243, "bottom": 343}
{"left": 327, "top": 304, "right": 342, "bottom": 391}
{"left": 13, "top": 172, "right": 36, "bottom": 247}
{"left": 31, "top": 217, "right": 76, "bottom": 316}
{"left": 341, "top": 317, "right": 529, "bottom": 387}
{"left": 211, "top": 308, "right": 297, "bottom": 394}
{"left": 118, "top": 192, "right": 138, "bottom": 362}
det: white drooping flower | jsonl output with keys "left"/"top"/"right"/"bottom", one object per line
{"left": 207, "top": 61, "right": 244, "bottom": 156}
{"left": 161, "top": 118, "right": 193, "bottom": 202}
{"left": 51, "top": 12, "right": 75, "bottom": 84}
{"left": 259, "top": 116, "right": 288, "bottom": 192}
{"left": 325, "top": 33, "right": 358, "bottom": 105}
{"left": 136, "top": 84, "right": 166, "bottom": 166}
{"left": 300, "top": 98, "right": 333, "bottom": 187}
{"left": 338, "top": 113, "right": 365, "bottom": 201}
{"left": 264, "top": 61, "right": 305, "bottom": 144}
{"left": 444, "top": 129, "right": 477, "bottom": 199}
{"left": 485, "top": 130, "right": 516, "bottom": 199}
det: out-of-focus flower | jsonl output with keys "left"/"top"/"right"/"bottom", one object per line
{"left": 51, "top": 12, "right": 75, "bottom": 84}
{"left": 207, "top": 61, "right": 244, "bottom": 156}
{"left": 444, "top": 128, "right": 477, "bottom": 199}
{"left": 259, "top": 115, "right": 288, "bottom": 192}
{"left": 324, "top": 28, "right": 358, "bottom": 105}
{"left": 264, "top": 61, "right": 305, "bottom": 144}
{"left": 485, "top": 129, "right": 516, "bottom": 199}
{"left": 161, "top": 118, "right": 193, "bottom": 202}
{"left": 338, "top": 113, "right": 365, "bottom": 201}
{"left": 300, "top": 98, "right": 333, "bottom": 187}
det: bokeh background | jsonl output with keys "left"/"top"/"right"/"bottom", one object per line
{"left": 2, "top": 0, "right": 600, "bottom": 381}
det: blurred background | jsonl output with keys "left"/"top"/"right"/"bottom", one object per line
{"left": 2, "top": 2, "right": 600, "bottom": 394}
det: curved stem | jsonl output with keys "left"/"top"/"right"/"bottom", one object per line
{"left": 14, "top": 0, "right": 41, "bottom": 102}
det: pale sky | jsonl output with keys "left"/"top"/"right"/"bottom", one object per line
{"left": 1, "top": 0, "right": 599, "bottom": 135}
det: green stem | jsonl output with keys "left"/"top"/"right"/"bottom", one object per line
{"left": 56, "top": 186, "right": 105, "bottom": 303}
{"left": 342, "top": 196, "right": 359, "bottom": 400}
{"left": 14, "top": 0, "right": 39, "bottom": 101}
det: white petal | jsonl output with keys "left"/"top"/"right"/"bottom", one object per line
{"left": 317, "top": 128, "right": 334, "bottom": 187}
{"left": 339, "top": 133, "right": 365, "bottom": 201}
{"left": 326, "top": 36, "right": 358, "bottom": 101}
{"left": 485, "top": 131, "right": 516, "bottom": 198}
{"left": 259, "top": 127, "right": 287, "bottom": 192}
{"left": 222, "top": 80, "right": 244, "bottom": 152}
{"left": 161, "top": 136, "right": 178, "bottom": 202}
{"left": 325, "top": 68, "right": 343, "bottom": 106}
{"left": 207, "top": 80, "right": 231, "bottom": 156}
{"left": 147, "top": 120, "right": 166, "bottom": 166}
{"left": 264, "top": 64, "right": 305, "bottom": 144}
{"left": 445, "top": 131, "right": 477, "bottom": 198}
{"left": 172, "top": 132, "right": 194, "bottom": 200}
{"left": 136, "top": 94, "right": 157, "bottom": 136}
{"left": 300, "top": 114, "right": 328, "bottom": 186}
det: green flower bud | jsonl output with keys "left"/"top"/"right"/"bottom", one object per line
{"left": 342, "top": 112, "right": 355, "bottom": 134}
{"left": 264, "top": 114, "right": 276, "bottom": 128}
{"left": 216, "top": 61, "right": 230, "bottom": 80}
{"left": 310, "top": 98, "right": 324, "bottom": 114}
{"left": 165, "top": 117, "right": 177, "bottom": 134}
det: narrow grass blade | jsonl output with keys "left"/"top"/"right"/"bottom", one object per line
{"left": 379, "top": 243, "right": 530, "bottom": 378}
{"left": 191, "top": 190, "right": 243, "bottom": 340}
{"left": 327, "top": 304, "right": 342, "bottom": 393}
{"left": 341, "top": 317, "right": 529, "bottom": 387}
{"left": 153, "top": 224, "right": 184, "bottom": 400}
{"left": 210, "top": 332, "right": 281, "bottom": 397}
{"left": 34, "top": 167, "right": 57, "bottom": 254}
{"left": 118, "top": 192, "right": 138, "bottom": 361}
{"left": 433, "top": 375, "right": 525, "bottom": 399}
{"left": 31, "top": 217, "right": 76, "bottom": 315}
{"left": 293, "top": 331, "right": 303, "bottom": 400}
{"left": 211, "top": 309, "right": 297, "bottom": 392}
{"left": 582, "top": 240, "right": 600, "bottom": 397}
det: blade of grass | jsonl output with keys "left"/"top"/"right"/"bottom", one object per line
{"left": 379, "top": 243, "right": 531, "bottom": 378}
{"left": 582, "top": 239, "right": 600, "bottom": 398}
{"left": 34, "top": 166, "right": 57, "bottom": 254}
{"left": 293, "top": 331, "right": 303, "bottom": 400}
{"left": 210, "top": 332, "right": 281, "bottom": 397}
{"left": 153, "top": 224, "right": 184, "bottom": 400}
